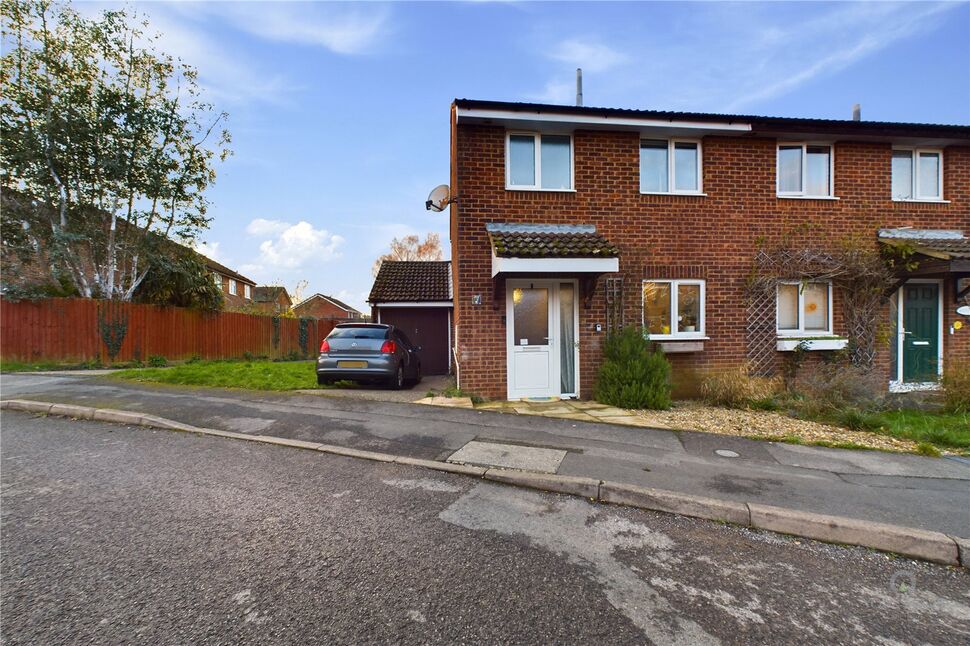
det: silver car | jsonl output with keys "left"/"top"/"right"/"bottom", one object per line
{"left": 316, "top": 323, "right": 422, "bottom": 389}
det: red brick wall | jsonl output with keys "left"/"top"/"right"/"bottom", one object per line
{"left": 452, "top": 123, "right": 970, "bottom": 399}
{"left": 294, "top": 297, "right": 358, "bottom": 320}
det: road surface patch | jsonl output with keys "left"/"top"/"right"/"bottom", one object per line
{"left": 447, "top": 440, "right": 566, "bottom": 473}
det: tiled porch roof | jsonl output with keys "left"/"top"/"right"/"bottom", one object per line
{"left": 486, "top": 223, "right": 619, "bottom": 259}
{"left": 878, "top": 229, "right": 970, "bottom": 259}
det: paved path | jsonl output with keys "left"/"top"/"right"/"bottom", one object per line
{"left": 2, "top": 372, "right": 969, "bottom": 536}
{"left": 2, "top": 411, "right": 968, "bottom": 645}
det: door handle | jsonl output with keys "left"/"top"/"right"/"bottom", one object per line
{"left": 912, "top": 341, "right": 930, "bottom": 346}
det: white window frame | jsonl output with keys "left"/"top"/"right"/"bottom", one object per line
{"left": 229, "top": 278, "right": 237, "bottom": 296}
{"left": 891, "top": 147, "right": 944, "bottom": 202}
{"left": 776, "top": 281, "right": 833, "bottom": 336}
{"left": 776, "top": 142, "right": 836, "bottom": 199}
{"left": 213, "top": 272, "right": 221, "bottom": 287}
{"left": 505, "top": 131, "right": 575, "bottom": 192}
{"left": 244, "top": 284, "right": 251, "bottom": 300}
{"left": 639, "top": 139, "right": 704, "bottom": 195}
{"left": 642, "top": 279, "right": 706, "bottom": 340}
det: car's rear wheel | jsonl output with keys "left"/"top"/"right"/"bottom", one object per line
{"left": 390, "top": 365, "right": 404, "bottom": 390}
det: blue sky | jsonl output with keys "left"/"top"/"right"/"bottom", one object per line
{"left": 93, "top": 1, "right": 970, "bottom": 310}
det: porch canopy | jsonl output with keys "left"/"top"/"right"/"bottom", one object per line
{"left": 486, "top": 223, "right": 619, "bottom": 277}
{"left": 878, "top": 229, "right": 970, "bottom": 302}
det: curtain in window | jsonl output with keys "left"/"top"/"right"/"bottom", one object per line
{"left": 560, "top": 283, "right": 575, "bottom": 393}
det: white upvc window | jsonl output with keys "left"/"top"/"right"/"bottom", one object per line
{"left": 642, "top": 279, "right": 706, "bottom": 338}
{"left": 892, "top": 147, "right": 943, "bottom": 201}
{"left": 213, "top": 272, "right": 221, "bottom": 287}
{"left": 229, "top": 279, "right": 237, "bottom": 296}
{"left": 244, "top": 284, "right": 252, "bottom": 300}
{"left": 776, "top": 281, "right": 833, "bottom": 335}
{"left": 506, "top": 132, "right": 573, "bottom": 191}
{"left": 777, "top": 143, "right": 834, "bottom": 198}
{"left": 640, "top": 139, "right": 703, "bottom": 194}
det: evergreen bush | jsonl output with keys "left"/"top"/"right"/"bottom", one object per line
{"left": 594, "top": 326, "right": 672, "bottom": 410}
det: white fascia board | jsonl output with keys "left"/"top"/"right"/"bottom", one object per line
{"left": 373, "top": 301, "right": 453, "bottom": 308}
{"left": 456, "top": 107, "right": 751, "bottom": 133}
{"left": 492, "top": 256, "right": 619, "bottom": 277}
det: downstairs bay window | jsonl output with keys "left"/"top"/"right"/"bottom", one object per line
{"left": 642, "top": 280, "right": 705, "bottom": 338}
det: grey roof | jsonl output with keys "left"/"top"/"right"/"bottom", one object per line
{"left": 879, "top": 230, "right": 970, "bottom": 259}
{"left": 486, "top": 222, "right": 619, "bottom": 259}
{"left": 878, "top": 229, "right": 965, "bottom": 240}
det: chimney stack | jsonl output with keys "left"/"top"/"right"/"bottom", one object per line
{"left": 852, "top": 103, "right": 861, "bottom": 121}
{"left": 576, "top": 68, "right": 583, "bottom": 107}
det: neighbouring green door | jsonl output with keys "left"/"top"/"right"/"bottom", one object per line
{"left": 902, "top": 284, "right": 940, "bottom": 383}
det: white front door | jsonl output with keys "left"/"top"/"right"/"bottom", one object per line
{"left": 506, "top": 280, "right": 578, "bottom": 400}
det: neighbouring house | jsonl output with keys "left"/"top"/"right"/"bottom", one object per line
{"left": 293, "top": 293, "right": 365, "bottom": 320}
{"left": 448, "top": 98, "right": 970, "bottom": 401}
{"left": 205, "top": 258, "right": 257, "bottom": 310}
{"left": 369, "top": 260, "right": 453, "bottom": 375}
{"left": 252, "top": 286, "right": 293, "bottom": 315}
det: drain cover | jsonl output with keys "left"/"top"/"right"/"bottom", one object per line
{"left": 714, "top": 449, "right": 740, "bottom": 458}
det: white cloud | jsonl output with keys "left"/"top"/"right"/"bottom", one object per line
{"left": 246, "top": 218, "right": 291, "bottom": 237}
{"left": 528, "top": 79, "right": 575, "bottom": 104}
{"left": 182, "top": 3, "right": 392, "bottom": 55}
{"left": 547, "top": 38, "right": 629, "bottom": 73}
{"left": 190, "top": 240, "right": 227, "bottom": 264}
{"left": 256, "top": 221, "right": 344, "bottom": 270}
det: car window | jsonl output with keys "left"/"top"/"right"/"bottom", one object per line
{"left": 327, "top": 327, "right": 388, "bottom": 339}
{"left": 396, "top": 330, "right": 413, "bottom": 348}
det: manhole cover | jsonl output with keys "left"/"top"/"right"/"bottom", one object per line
{"left": 715, "top": 449, "right": 740, "bottom": 458}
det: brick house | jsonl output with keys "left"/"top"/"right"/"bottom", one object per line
{"left": 448, "top": 99, "right": 970, "bottom": 400}
{"left": 252, "top": 286, "right": 292, "bottom": 315}
{"left": 293, "top": 293, "right": 365, "bottom": 320}
{"left": 206, "top": 258, "right": 257, "bottom": 310}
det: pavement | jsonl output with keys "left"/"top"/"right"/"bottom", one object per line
{"left": 2, "top": 372, "right": 969, "bottom": 538}
{"left": 3, "top": 411, "right": 969, "bottom": 645}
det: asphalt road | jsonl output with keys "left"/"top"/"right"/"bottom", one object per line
{"left": 3, "top": 372, "right": 968, "bottom": 536}
{"left": 2, "top": 411, "right": 968, "bottom": 645}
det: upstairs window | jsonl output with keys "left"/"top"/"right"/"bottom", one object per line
{"left": 640, "top": 140, "right": 702, "bottom": 194}
{"left": 642, "top": 280, "right": 705, "bottom": 338}
{"left": 777, "top": 144, "right": 833, "bottom": 197}
{"left": 244, "top": 284, "right": 252, "bottom": 300}
{"left": 777, "top": 281, "right": 832, "bottom": 335}
{"left": 213, "top": 273, "right": 222, "bottom": 287}
{"left": 892, "top": 148, "right": 943, "bottom": 201}
{"left": 507, "top": 133, "right": 572, "bottom": 190}
{"left": 229, "top": 279, "right": 237, "bottom": 296}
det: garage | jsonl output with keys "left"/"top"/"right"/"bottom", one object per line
{"left": 368, "top": 261, "right": 453, "bottom": 375}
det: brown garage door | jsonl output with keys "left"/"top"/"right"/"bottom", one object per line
{"left": 378, "top": 307, "right": 451, "bottom": 375}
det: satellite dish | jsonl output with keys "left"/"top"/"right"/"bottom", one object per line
{"left": 425, "top": 184, "right": 451, "bottom": 212}
{"left": 958, "top": 305, "right": 970, "bottom": 317}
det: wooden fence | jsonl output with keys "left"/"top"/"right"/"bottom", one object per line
{"left": 0, "top": 298, "right": 338, "bottom": 364}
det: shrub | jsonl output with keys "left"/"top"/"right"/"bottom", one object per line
{"left": 792, "top": 360, "right": 886, "bottom": 415}
{"left": 147, "top": 355, "right": 167, "bottom": 367}
{"left": 595, "top": 327, "right": 671, "bottom": 410}
{"left": 941, "top": 360, "right": 970, "bottom": 413}
{"left": 700, "top": 364, "right": 781, "bottom": 409}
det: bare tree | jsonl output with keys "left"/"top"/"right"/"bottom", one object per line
{"left": 371, "top": 233, "right": 443, "bottom": 277}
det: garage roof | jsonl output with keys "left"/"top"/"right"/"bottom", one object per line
{"left": 369, "top": 261, "right": 452, "bottom": 304}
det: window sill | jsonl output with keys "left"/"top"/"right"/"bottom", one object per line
{"left": 505, "top": 186, "right": 576, "bottom": 193}
{"left": 777, "top": 195, "right": 840, "bottom": 200}
{"left": 892, "top": 198, "right": 950, "bottom": 204}
{"left": 648, "top": 335, "right": 709, "bottom": 341}
{"left": 653, "top": 338, "right": 707, "bottom": 353}
{"left": 776, "top": 337, "right": 847, "bottom": 352}
{"left": 640, "top": 191, "right": 707, "bottom": 197}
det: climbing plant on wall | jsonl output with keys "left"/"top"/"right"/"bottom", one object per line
{"left": 97, "top": 302, "right": 129, "bottom": 362}
{"left": 746, "top": 233, "right": 917, "bottom": 371}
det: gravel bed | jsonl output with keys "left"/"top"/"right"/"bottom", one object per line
{"left": 635, "top": 401, "right": 920, "bottom": 452}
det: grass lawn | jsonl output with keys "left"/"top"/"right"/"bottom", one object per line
{"left": 834, "top": 408, "right": 970, "bottom": 451}
{"left": 112, "top": 360, "right": 331, "bottom": 391}
{"left": 1, "top": 359, "right": 102, "bottom": 372}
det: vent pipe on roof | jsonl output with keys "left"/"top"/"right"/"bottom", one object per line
{"left": 576, "top": 68, "right": 583, "bottom": 107}
{"left": 852, "top": 103, "right": 861, "bottom": 121}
